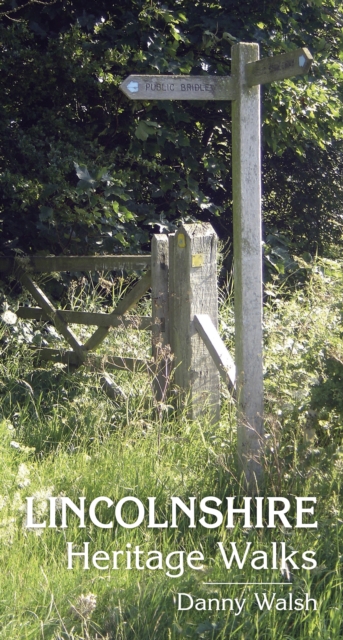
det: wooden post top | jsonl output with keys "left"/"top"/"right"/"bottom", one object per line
{"left": 176, "top": 222, "right": 217, "bottom": 239}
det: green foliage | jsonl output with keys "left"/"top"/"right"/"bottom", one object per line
{"left": 0, "top": 0, "right": 342, "bottom": 257}
{"left": 263, "top": 256, "right": 343, "bottom": 448}
{"left": 312, "top": 351, "right": 343, "bottom": 419}
{"left": 263, "top": 142, "right": 343, "bottom": 255}
{"left": 0, "top": 265, "right": 343, "bottom": 638}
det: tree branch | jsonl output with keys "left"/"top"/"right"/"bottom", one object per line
{"left": 0, "top": 0, "right": 58, "bottom": 19}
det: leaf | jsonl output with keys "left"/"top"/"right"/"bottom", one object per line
{"left": 135, "top": 121, "right": 160, "bottom": 141}
{"left": 74, "top": 206, "right": 89, "bottom": 216}
{"left": 39, "top": 206, "right": 54, "bottom": 222}
{"left": 40, "top": 184, "right": 58, "bottom": 200}
{"left": 73, "top": 163, "right": 96, "bottom": 185}
{"left": 115, "top": 232, "right": 128, "bottom": 246}
{"left": 170, "top": 25, "right": 182, "bottom": 41}
{"left": 177, "top": 132, "right": 190, "bottom": 147}
{"left": 96, "top": 167, "right": 111, "bottom": 182}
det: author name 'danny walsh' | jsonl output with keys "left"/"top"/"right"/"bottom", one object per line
{"left": 176, "top": 591, "right": 317, "bottom": 614}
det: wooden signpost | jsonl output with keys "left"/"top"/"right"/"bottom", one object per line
{"left": 120, "top": 44, "right": 313, "bottom": 487}
{"left": 246, "top": 47, "right": 313, "bottom": 86}
{"left": 120, "top": 75, "right": 237, "bottom": 100}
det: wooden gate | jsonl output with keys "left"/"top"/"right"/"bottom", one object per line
{"left": 0, "top": 226, "right": 234, "bottom": 408}
{"left": 0, "top": 254, "right": 157, "bottom": 394}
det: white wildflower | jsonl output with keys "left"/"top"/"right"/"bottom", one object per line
{"left": 0, "top": 516, "right": 16, "bottom": 544}
{"left": 16, "top": 463, "right": 30, "bottom": 488}
{"left": 10, "top": 440, "right": 35, "bottom": 454}
{"left": 70, "top": 593, "right": 97, "bottom": 619}
{"left": 12, "top": 491, "right": 24, "bottom": 512}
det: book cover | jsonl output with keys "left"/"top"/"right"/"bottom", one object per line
{"left": 0, "top": 2, "right": 342, "bottom": 639}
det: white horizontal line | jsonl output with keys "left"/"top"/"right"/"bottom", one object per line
{"left": 203, "top": 582, "right": 292, "bottom": 586}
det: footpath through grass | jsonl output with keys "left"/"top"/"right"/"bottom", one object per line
{"left": 0, "top": 258, "right": 342, "bottom": 639}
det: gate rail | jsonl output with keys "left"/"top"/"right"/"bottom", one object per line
{"left": 1, "top": 227, "right": 235, "bottom": 412}
{"left": 1, "top": 255, "right": 153, "bottom": 392}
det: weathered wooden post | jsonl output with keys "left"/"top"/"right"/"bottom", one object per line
{"left": 151, "top": 234, "right": 170, "bottom": 402}
{"left": 232, "top": 43, "right": 264, "bottom": 486}
{"left": 120, "top": 47, "right": 313, "bottom": 484}
{"left": 169, "top": 223, "right": 220, "bottom": 422}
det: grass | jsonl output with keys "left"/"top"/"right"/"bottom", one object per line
{"left": 0, "top": 259, "right": 342, "bottom": 639}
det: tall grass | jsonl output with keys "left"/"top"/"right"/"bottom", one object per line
{"left": 0, "top": 259, "right": 342, "bottom": 639}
